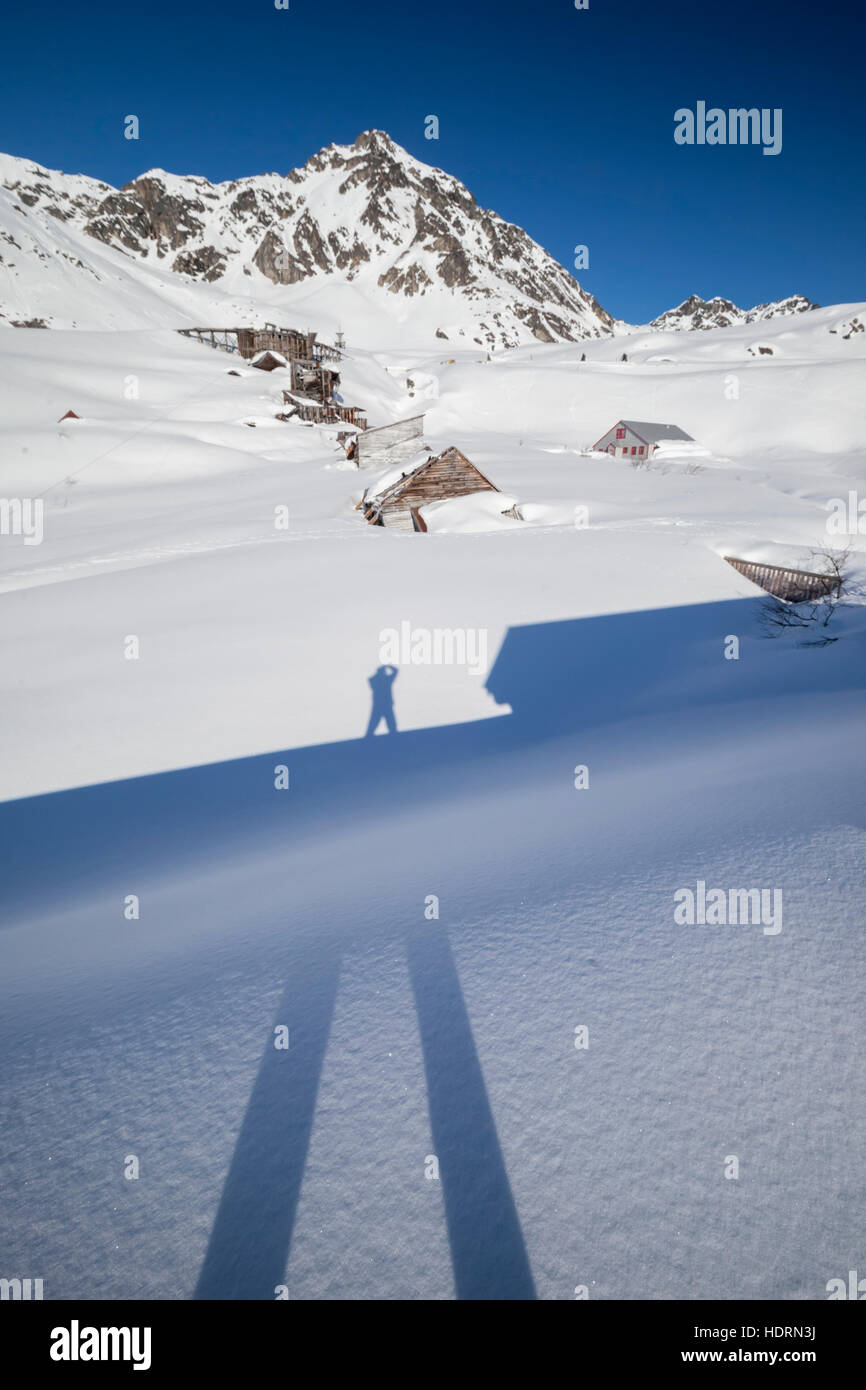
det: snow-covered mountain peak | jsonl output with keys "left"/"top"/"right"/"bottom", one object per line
{"left": 0, "top": 133, "right": 613, "bottom": 347}
{"left": 649, "top": 292, "right": 816, "bottom": 331}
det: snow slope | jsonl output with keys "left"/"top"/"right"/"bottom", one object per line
{"left": 0, "top": 136, "right": 820, "bottom": 350}
{"left": 0, "top": 299, "right": 864, "bottom": 1301}
{"left": 0, "top": 134, "right": 612, "bottom": 348}
{"left": 1, "top": 301, "right": 865, "bottom": 793}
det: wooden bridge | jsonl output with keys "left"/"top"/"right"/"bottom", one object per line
{"left": 178, "top": 325, "right": 342, "bottom": 363}
{"left": 724, "top": 556, "right": 842, "bottom": 603}
{"left": 178, "top": 329, "right": 240, "bottom": 354}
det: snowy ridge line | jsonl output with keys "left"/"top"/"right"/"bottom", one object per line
{"left": 0, "top": 134, "right": 612, "bottom": 348}
{"left": 0, "top": 140, "right": 836, "bottom": 348}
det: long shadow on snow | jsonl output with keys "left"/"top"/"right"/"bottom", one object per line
{"left": 193, "top": 947, "right": 342, "bottom": 1300}
{"left": 407, "top": 926, "right": 537, "bottom": 1299}
{"left": 193, "top": 924, "right": 537, "bottom": 1300}
{"left": 5, "top": 594, "right": 861, "bottom": 920}
{"left": 3, "top": 596, "right": 864, "bottom": 1300}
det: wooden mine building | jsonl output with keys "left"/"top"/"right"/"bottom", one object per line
{"left": 351, "top": 414, "right": 426, "bottom": 470}
{"left": 236, "top": 324, "right": 342, "bottom": 363}
{"left": 179, "top": 325, "right": 340, "bottom": 362}
{"left": 178, "top": 322, "right": 364, "bottom": 427}
{"left": 358, "top": 447, "right": 501, "bottom": 531}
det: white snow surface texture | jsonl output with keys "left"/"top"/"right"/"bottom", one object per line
{"left": 0, "top": 162, "right": 864, "bottom": 1300}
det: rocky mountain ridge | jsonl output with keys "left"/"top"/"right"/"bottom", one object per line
{"left": 0, "top": 136, "right": 817, "bottom": 346}
{"left": 649, "top": 293, "right": 816, "bottom": 332}
{"left": 0, "top": 132, "right": 612, "bottom": 347}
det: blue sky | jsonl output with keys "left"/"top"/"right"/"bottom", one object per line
{"left": 0, "top": 0, "right": 862, "bottom": 321}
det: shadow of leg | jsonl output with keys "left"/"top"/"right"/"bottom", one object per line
{"left": 194, "top": 949, "right": 341, "bottom": 1299}
{"left": 407, "top": 927, "right": 536, "bottom": 1300}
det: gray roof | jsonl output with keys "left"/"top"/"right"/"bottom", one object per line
{"left": 618, "top": 420, "right": 694, "bottom": 443}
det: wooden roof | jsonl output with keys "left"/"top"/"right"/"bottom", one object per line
{"left": 368, "top": 446, "right": 500, "bottom": 508}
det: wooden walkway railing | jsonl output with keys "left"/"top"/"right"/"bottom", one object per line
{"left": 178, "top": 329, "right": 239, "bottom": 353}
{"left": 178, "top": 328, "right": 342, "bottom": 363}
{"left": 724, "top": 556, "right": 842, "bottom": 603}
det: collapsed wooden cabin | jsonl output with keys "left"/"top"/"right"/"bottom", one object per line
{"left": 288, "top": 360, "right": 341, "bottom": 404}
{"left": 352, "top": 414, "right": 426, "bottom": 470}
{"left": 280, "top": 390, "right": 365, "bottom": 428}
{"left": 357, "top": 447, "right": 500, "bottom": 531}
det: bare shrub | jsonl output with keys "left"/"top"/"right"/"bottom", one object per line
{"left": 760, "top": 544, "right": 855, "bottom": 645}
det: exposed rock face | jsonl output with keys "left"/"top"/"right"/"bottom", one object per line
{"left": 650, "top": 293, "right": 816, "bottom": 331}
{"left": 251, "top": 228, "right": 307, "bottom": 286}
{"left": 172, "top": 246, "right": 227, "bottom": 282}
{"left": 828, "top": 314, "right": 863, "bottom": 339}
{"left": 378, "top": 262, "right": 434, "bottom": 296}
{"left": 0, "top": 135, "right": 814, "bottom": 345}
{"left": 0, "top": 132, "right": 614, "bottom": 345}
{"left": 0, "top": 166, "right": 111, "bottom": 222}
{"left": 745, "top": 295, "right": 817, "bottom": 321}
{"left": 85, "top": 192, "right": 154, "bottom": 252}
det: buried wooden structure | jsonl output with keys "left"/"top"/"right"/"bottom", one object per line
{"left": 358, "top": 447, "right": 500, "bottom": 531}
{"left": 724, "top": 556, "right": 842, "bottom": 603}
{"left": 178, "top": 328, "right": 240, "bottom": 354}
{"left": 288, "top": 360, "right": 341, "bottom": 404}
{"left": 247, "top": 352, "right": 343, "bottom": 406}
{"left": 352, "top": 414, "right": 426, "bottom": 471}
{"left": 237, "top": 325, "right": 342, "bottom": 363}
{"left": 279, "top": 395, "right": 366, "bottom": 428}
{"left": 178, "top": 322, "right": 364, "bottom": 426}
{"left": 178, "top": 325, "right": 342, "bottom": 363}
{"left": 280, "top": 389, "right": 365, "bottom": 428}
{"left": 250, "top": 350, "right": 288, "bottom": 372}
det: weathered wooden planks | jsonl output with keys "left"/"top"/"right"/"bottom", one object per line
{"left": 355, "top": 415, "right": 426, "bottom": 471}
{"left": 281, "top": 392, "right": 366, "bottom": 427}
{"left": 362, "top": 447, "right": 500, "bottom": 529}
{"left": 179, "top": 326, "right": 342, "bottom": 362}
{"left": 724, "top": 555, "right": 842, "bottom": 602}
